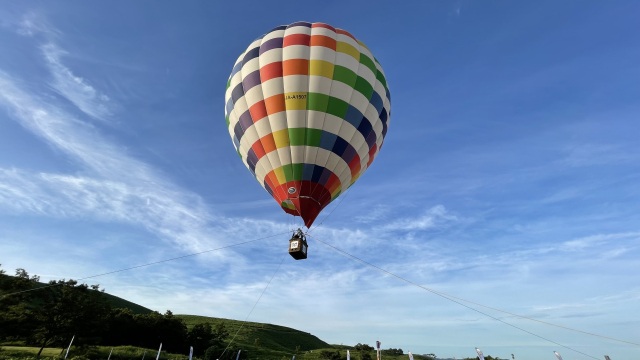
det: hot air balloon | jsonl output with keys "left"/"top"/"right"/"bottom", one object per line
{"left": 224, "top": 21, "right": 391, "bottom": 258}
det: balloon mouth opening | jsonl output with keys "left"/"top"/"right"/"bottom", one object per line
{"left": 276, "top": 182, "right": 331, "bottom": 228}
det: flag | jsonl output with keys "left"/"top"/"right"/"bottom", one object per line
{"left": 156, "top": 343, "right": 163, "bottom": 360}
{"left": 64, "top": 335, "right": 75, "bottom": 359}
{"left": 475, "top": 348, "right": 485, "bottom": 360}
{"left": 554, "top": 351, "right": 563, "bottom": 360}
{"left": 408, "top": 352, "right": 414, "bottom": 360}
{"left": 189, "top": 347, "right": 193, "bottom": 360}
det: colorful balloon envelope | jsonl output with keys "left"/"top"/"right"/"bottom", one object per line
{"left": 225, "top": 21, "right": 391, "bottom": 227}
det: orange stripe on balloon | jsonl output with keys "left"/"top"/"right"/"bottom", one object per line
{"left": 251, "top": 140, "right": 266, "bottom": 159}
{"left": 283, "top": 33, "right": 310, "bottom": 47}
{"left": 248, "top": 100, "right": 267, "bottom": 122}
{"left": 312, "top": 22, "right": 336, "bottom": 32}
{"left": 283, "top": 59, "right": 309, "bottom": 76}
{"left": 264, "top": 94, "right": 285, "bottom": 116}
{"left": 326, "top": 173, "right": 341, "bottom": 194}
{"left": 348, "top": 156, "right": 361, "bottom": 178}
{"left": 310, "top": 35, "right": 336, "bottom": 50}
{"left": 261, "top": 133, "right": 277, "bottom": 154}
{"left": 260, "top": 61, "right": 282, "bottom": 82}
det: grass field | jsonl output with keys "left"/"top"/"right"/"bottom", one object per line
{"left": 0, "top": 345, "right": 189, "bottom": 360}
{"left": 0, "top": 346, "right": 63, "bottom": 358}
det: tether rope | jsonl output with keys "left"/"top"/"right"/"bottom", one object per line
{"left": 309, "top": 233, "right": 628, "bottom": 360}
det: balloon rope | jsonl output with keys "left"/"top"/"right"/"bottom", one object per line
{"left": 308, "top": 234, "right": 638, "bottom": 358}
{"left": 217, "top": 253, "right": 286, "bottom": 360}
{"left": 308, "top": 186, "right": 352, "bottom": 233}
{"left": 1, "top": 231, "right": 290, "bottom": 299}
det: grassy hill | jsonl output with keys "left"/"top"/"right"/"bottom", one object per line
{"left": 0, "top": 273, "right": 153, "bottom": 315}
{"left": 177, "top": 314, "right": 330, "bottom": 358}
{"left": 100, "top": 292, "right": 153, "bottom": 315}
{"left": 1, "top": 272, "right": 438, "bottom": 359}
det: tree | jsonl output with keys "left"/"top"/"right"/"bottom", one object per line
{"left": 319, "top": 350, "right": 341, "bottom": 360}
{"left": 131, "top": 310, "right": 188, "bottom": 351}
{"left": 354, "top": 344, "right": 374, "bottom": 352}
{"left": 360, "top": 352, "right": 373, "bottom": 360}
{"left": 200, "top": 323, "right": 230, "bottom": 359}
{"left": 28, "top": 279, "right": 110, "bottom": 357}
{"left": 382, "top": 348, "right": 403, "bottom": 356}
{"left": 354, "top": 343, "right": 374, "bottom": 360}
{"left": 104, "top": 308, "right": 139, "bottom": 346}
{"left": 188, "top": 323, "right": 213, "bottom": 356}
{"left": 0, "top": 268, "right": 46, "bottom": 341}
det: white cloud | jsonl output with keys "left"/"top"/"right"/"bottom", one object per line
{"left": 560, "top": 232, "right": 640, "bottom": 252}
{"left": 379, "top": 204, "right": 458, "bottom": 232}
{"left": 1, "top": 70, "right": 262, "bottom": 259}
{"left": 16, "top": 11, "right": 59, "bottom": 38}
{"left": 41, "top": 42, "right": 114, "bottom": 121}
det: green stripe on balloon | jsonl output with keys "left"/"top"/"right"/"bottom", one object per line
{"left": 359, "top": 54, "right": 377, "bottom": 76}
{"left": 333, "top": 65, "right": 358, "bottom": 87}
{"left": 280, "top": 163, "right": 304, "bottom": 182}
{"left": 288, "top": 128, "right": 323, "bottom": 147}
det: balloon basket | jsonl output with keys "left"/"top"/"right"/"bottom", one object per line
{"left": 288, "top": 234, "right": 308, "bottom": 260}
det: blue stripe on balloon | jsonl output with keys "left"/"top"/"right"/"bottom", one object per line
{"left": 319, "top": 131, "right": 337, "bottom": 152}
{"left": 231, "top": 83, "right": 244, "bottom": 104}
{"left": 233, "top": 121, "right": 244, "bottom": 142}
{"left": 238, "top": 110, "right": 254, "bottom": 132}
{"left": 225, "top": 98, "right": 234, "bottom": 118}
{"left": 242, "top": 46, "right": 260, "bottom": 65}
{"left": 357, "top": 117, "right": 375, "bottom": 148}
{"left": 241, "top": 70, "right": 261, "bottom": 92}
{"left": 331, "top": 136, "right": 348, "bottom": 158}
{"left": 380, "top": 108, "right": 388, "bottom": 138}
{"left": 246, "top": 149, "right": 258, "bottom": 175}
{"left": 229, "top": 61, "right": 243, "bottom": 82}
{"left": 268, "top": 25, "right": 288, "bottom": 33}
{"left": 310, "top": 165, "right": 324, "bottom": 183}
{"left": 288, "top": 21, "right": 311, "bottom": 28}
{"left": 259, "top": 37, "right": 284, "bottom": 55}
{"left": 369, "top": 91, "right": 384, "bottom": 115}
{"left": 344, "top": 105, "right": 363, "bottom": 129}
{"left": 318, "top": 167, "right": 332, "bottom": 185}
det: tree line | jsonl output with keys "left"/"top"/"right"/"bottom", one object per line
{"left": 0, "top": 266, "right": 237, "bottom": 359}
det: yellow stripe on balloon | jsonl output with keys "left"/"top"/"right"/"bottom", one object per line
{"left": 309, "top": 60, "right": 335, "bottom": 79}
{"left": 336, "top": 41, "right": 360, "bottom": 60}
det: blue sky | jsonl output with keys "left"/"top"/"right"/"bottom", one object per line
{"left": 1, "top": 1, "right": 639, "bottom": 359}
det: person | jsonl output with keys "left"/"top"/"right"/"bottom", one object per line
{"left": 293, "top": 228, "right": 304, "bottom": 239}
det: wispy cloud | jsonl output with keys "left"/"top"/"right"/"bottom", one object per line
{"left": 0, "top": 68, "right": 258, "bottom": 259}
{"left": 561, "top": 142, "right": 638, "bottom": 167}
{"left": 13, "top": 12, "right": 114, "bottom": 122}
{"left": 41, "top": 42, "right": 114, "bottom": 121}
{"left": 15, "top": 11, "right": 59, "bottom": 38}
{"left": 379, "top": 204, "right": 458, "bottom": 232}
{"left": 559, "top": 232, "right": 640, "bottom": 252}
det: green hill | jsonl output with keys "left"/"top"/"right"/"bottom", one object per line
{"left": 177, "top": 314, "right": 330, "bottom": 357}
{"left": 0, "top": 273, "right": 153, "bottom": 315}
{"left": 100, "top": 292, "right": 153, "bottom": 315}
{"left": 1, "top": 271, "right": 438, "bottom": 360}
